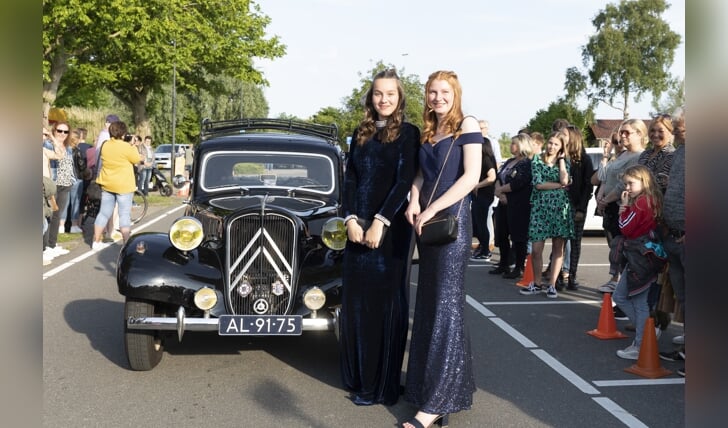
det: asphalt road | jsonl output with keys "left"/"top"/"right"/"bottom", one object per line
{"left": 43, "top": 203, "right": 684, "bottom": 427}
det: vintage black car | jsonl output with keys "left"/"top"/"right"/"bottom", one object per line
{"left": 117, "top": 118, "right": 347, "bottom": 370}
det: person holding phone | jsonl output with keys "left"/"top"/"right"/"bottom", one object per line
{"left": 519, "top": 130, "right": 574, "bottom": 298}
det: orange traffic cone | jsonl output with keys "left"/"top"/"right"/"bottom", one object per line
{"left": 587, "top": 293, "right": 628, "bottom": 339}
{"left": 624, "top": 317, "right": 672, "bottom": 378}
{"left": 517, "top": 254, "right": 534, "bottom": 287}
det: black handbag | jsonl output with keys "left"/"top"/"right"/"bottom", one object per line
{"left": 420, "top": 212, "right": 458, "bottom": 245}
{"left": 355, "top": 218, "right": 388, "bottom": 247}
{"left": 419, "top": 120, "right": 467, "bottom": 246}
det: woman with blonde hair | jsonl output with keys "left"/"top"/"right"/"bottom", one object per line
{"left": 403, "top": 70, "right": 480, "bottom": 428}
{"left": 595, "top": 119, "right": 647, "bottom": 293}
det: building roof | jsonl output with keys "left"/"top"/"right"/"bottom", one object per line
{"left": 588, "top": 118, "right": 654, "bottom": 142}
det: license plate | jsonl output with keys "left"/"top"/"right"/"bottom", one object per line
{"left": 218, "top": 315, "right": 302, "bottom": 336}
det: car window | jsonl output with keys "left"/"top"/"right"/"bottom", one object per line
{"left": 201, "top": 151, "right": 335, "bottom": 194}
{"left": 156, "top": 145, "right": 171, "bottom": 153}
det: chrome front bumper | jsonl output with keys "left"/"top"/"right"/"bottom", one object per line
{"left": 127, "top": 306, "right": 336, "bottom": 341}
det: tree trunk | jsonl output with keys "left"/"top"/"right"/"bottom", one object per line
{"left": 130, "top": 90, "right": 151, "bottom": 138}
{"left": 42, "top": 47, "right": 69, "bottom": 126}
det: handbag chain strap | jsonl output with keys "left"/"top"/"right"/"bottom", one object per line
{"left": 425, "top": 117, "right": 473, "bottom": 216}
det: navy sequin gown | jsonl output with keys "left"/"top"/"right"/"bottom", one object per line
{"left": 340, "top": 123, "right": 420, "bottom": 405}
{"left": 404, "top": 131, "right": 481, "bottom": 414}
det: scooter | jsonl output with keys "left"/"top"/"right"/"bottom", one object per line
{"left": 151, "top": 167, "right": 173, "bottom": 196}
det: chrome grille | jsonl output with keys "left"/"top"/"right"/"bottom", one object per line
{"left": 227, "top": 213, "right": 296, "bottom": 315}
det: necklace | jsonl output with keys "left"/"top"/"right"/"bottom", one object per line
{"left": 375, "top": 119, "right": 387, "bottom": 129}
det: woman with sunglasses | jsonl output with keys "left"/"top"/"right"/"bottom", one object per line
{"left": 595, "top": 119, "right": 647, "bottom": 293}
{"left": 44, "top": 122, "right": 75, "bottom": 257}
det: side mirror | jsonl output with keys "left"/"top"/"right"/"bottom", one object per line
{"left": 172, "top": 174, "right": 188, "bottom": 189}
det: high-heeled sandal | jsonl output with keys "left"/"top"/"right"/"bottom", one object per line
{"left": 402, "top": 413, "right": 449, "bottom": 428}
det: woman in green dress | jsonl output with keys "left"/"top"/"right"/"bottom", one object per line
{"left": 520, "top": 130, "right": 574, "bottom": 298}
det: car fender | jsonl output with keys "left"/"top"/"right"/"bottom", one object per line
{"left": 117, "top": 232, "right": 226, "bottom": 315}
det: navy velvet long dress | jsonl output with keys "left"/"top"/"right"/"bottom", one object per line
{"left": 339, "top": 123, "right": 420, "bottom": 405}
{"left": 403, "top": 131, "right": 481, "bottom": 414}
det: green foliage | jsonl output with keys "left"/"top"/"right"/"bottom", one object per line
{"left": 525, "top": 98, "right": 595, "bottom": 145}
{"left": 497, "top": 133, "right": 512, "bottom": 160}
{"left": 43, "top": 0, "right": 285, "bottom": 136}
{"left": 234, "top": 163, "right": 264, "bottom": 175}
{"left": 564, "top": 0, "right": 681, "bottom": 118}
{"left": 650, "top": 77, "right": 685, "bottom": 115}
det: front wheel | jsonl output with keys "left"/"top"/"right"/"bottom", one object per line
{"left": 160, "top": 185, "right": 173, "bottom": 197}
{"left": 124, "top": 298, "right": 164, "bottom": 371}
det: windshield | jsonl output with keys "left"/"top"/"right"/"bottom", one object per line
{"left": 200, "top": 151, "right": 335, "bottom": 194}
{"left": 156, "top": 145, "right": 172, "bottom": 153}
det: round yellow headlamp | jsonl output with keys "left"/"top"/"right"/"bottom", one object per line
{"left": 303, "top": 286, "right": 326, "bottom": 311}
{"left": 321, "top": 217, "right": 346, "bottom": 251}
{"left": 193, "top": 287, "right": 218, "bottom": 311}
{"left": 169, "top": 216, "right": 204, "bottom": 251}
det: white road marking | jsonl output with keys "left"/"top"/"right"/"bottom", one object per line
{"left": 593, "top": 378, "right": 684, "bottom": 387}
{"left": 43, "top": 205, "right": 185, "bottom": 280}
{"left": 465, "top": 294, "right": 661, "bottom": 427}
{"left": 592, "top": 397, "right": 649, "bottom": 428}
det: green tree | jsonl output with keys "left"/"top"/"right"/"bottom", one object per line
{"left": 650, "top": 77, "right": 685, "bottom": 115}
{"left": 497, "top": 133, "right": 512, "bottom": 160}
{"left": 525, "top": 97, "right": 595, "bottom": 145}
{"left": 564, "top": 0, "right": 681, "bottom": 119}
{"left": 43, "top": 0, "right": 285, "bottom": 136}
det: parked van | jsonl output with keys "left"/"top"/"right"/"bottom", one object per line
{"left": 154, "top": 144, "right": 190, "bottom": 169}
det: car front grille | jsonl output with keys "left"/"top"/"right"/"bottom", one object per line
{"left": 226, "top": 213, "right": 296, "bottom": 315}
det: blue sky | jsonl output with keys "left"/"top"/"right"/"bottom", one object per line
{"left": 256, "top": 0, "right": 685, "bottom": 139}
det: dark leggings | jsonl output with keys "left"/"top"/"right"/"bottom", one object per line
{"left": 47, "top": 185, "right": 71, "bottom": 247}
{"left": 568, "top": 213, "right": 586, "bottom": 280}
{"left": 470, "top": 193, "right": 491, "bottom": 251}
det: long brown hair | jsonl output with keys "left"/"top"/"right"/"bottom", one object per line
{"left": 565, "top": 126, "right": 583, "bottom": 162}
{"left": 421, "top": 70, "right": 464, "bottom": 144}
{"left": 355, "top": 68, "right": 405, "bottom": 145}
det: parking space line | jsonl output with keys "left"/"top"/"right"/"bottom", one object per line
{"left": 592, "top": 397, "right": 649, "bottom": 428}
{"left": 43, "top": 205, "right": 185, "bottom": 281}
{"left": 593, "top": 378, "right": 684, "bottom": 387}
{"left": 466, "top": 294, "right": 652, "bottom": 427}
{"left": 483, "top": 299, "right": 602, "bottom": 306}
{"left": 531, "top": 349, "right": 600, "bottom": 394}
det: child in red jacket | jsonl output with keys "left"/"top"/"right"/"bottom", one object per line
{"left": 612, "top": 165, "right": 666, "bottom": 360}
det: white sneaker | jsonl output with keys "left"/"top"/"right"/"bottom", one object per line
{"left": 92, "top": 241, "right": 110, "bottom": 251}
{"left": 49, "top": 245, "right": 69, "bottom": 256}
{"left": 70, "top": 225, "right": 83, "bottom": 233}
{"left": 672, "top": 335, "right": 685, "bottom": 345}
{"left": 616, "top": 343, "right": 640, "bottom": 360}
{"left": 43, "top": 249, "right": 55, "bottom": 264}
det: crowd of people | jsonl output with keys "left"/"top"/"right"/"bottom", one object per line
{"left": 43, "top": 69, "right": 686, "bottom": 425}
{"left": 42, "top": 114, "right": 152, "bottom": 264}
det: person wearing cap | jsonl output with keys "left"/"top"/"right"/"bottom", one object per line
{"left": 96, "top": 114, "right": 119, "bottom": 148}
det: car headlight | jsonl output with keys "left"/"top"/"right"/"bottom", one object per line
{"left": 303, "top": 286, "right": 326, "bottom": 311}
{"left": 193, "top": 287, "right": 217, "bottom": 311}
{"left": 321, "top": 217, "right": 346, "bottom": 250}
{"left": 169, "top": 216, "right": 204, "bottom": 251}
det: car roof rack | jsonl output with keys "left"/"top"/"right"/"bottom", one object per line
{"left": 200, "top": 118, "right": 338, "bottom": 144}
